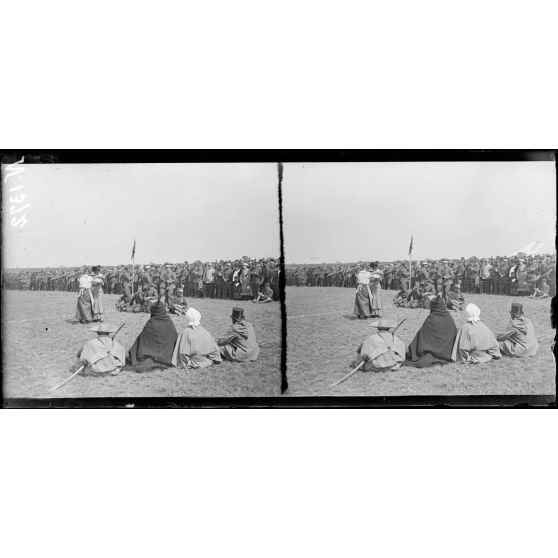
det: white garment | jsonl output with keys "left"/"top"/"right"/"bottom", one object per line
{"left": 78, "top": 274, "right": 93, "bottom": 289}
{"left": 466, "top": 303, "right": 481, "bottom": 324}
{"left": 356, "top": 270, "right": 371, "bottom": 285}
{"left": 186, "top": 307, "right": 201, "bottom": 328}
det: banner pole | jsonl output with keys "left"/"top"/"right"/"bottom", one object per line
{"left": 132, "top": 255, "right": 135, "bottom": 298}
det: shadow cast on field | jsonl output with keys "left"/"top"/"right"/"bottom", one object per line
{"left": 343, "top": 313, "right": 358, "bottom": 320}
{"left": 65, "top": 319, "right": 95, "bottom": 325}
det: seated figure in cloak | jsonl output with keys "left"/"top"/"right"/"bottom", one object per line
{"left": 404, "top": 296, "right": 458, "bottom": 368}
{"left": 351, "top": 319, "right": 406, "bottom": 372}
{"left": 451, "top": 303, "right": 501, "bottom": 364}
{"left": 126, "top": 302, "right": 178, "bottom": 372}
{"left": 172, "top": 308, "right": 222, "bottom": 369}
{"left": 78, "top": 323, "right": 125, "bottom": 376}
{"left": 217, "top": 307, "right": 260, "bottom": 362}
{"left": 496, "top": 303, "right": 539, "bottom": 358}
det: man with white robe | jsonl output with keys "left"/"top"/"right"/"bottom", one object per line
{"left": 451, "top": 303, "right": 501, "bottom": 364}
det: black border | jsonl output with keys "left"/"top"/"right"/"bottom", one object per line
{"left": 0, "top": 149, "right": 556, "bottom": 164}
{"left": 1, "top": 395, "right": 555, "bottom": 408}
{"left": 1, "top": 149, "right": 556, "bottom": 408}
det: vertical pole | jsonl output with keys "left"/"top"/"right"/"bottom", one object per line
{"left": 409, "top": 253, "right": 412, "bottom": 290}
{"left": 131, "top": 255, "right": 135, "bottom": 298}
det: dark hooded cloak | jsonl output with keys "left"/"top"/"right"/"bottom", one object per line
{"left": 126, "top": 302, "right": 178, "bottom": 372}
{"left": 405, "top": 296, "right": 458, "bottom": 368}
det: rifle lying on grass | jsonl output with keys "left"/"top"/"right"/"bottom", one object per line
{"left": 330, "top": 318, "right": 407, "bottom": 388}
{"left": 50, "top": 322, "right": 126, "bottom": 392}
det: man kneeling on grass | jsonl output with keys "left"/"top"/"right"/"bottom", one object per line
{"left": 217, "top": 307, "right": 260, "bottom": 362}
{"left": 78, "top": 323, "right": 126, "bottom": 376}
{"left": 172, "top": 308, "right": 222, "bottom": 369}
{"left": 351, "top": 319, "right": 406, "bottom": 372}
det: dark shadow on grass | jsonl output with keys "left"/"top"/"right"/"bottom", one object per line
{"left": 343, "top": 314, "right": 359, "bottom": 320}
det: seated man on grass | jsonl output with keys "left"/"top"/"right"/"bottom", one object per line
{"left": 78, "top": 323, "right": 126, "bottom": 376}
{"left": 217, "top": 307, "right": 260, "bottom": 362}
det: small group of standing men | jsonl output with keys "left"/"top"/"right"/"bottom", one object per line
{"left": 77, "top": 305, "right": 260, "bottom": 376}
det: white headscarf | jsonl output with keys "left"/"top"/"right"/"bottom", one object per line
{"left": 466, "top": 303, "right": 481, "bottom": 325}
{"left": 186, "top": 308, "right": 201, "bottom": 328}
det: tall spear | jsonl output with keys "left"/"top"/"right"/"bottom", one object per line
{"left": 409, "top": 235, "right": 413, "bottom": 289}
{"left": 131, "top": 239, "right": 136, "bottom": 298}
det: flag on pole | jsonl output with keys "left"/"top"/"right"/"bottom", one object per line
{"left": 408, "top": 236, "right": 413, "bottom": 256}
{"left": 131, "top": 239, "right": 136, "bottom": 259}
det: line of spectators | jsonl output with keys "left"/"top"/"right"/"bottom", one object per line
{"left": 3, "top": 258, "right": 281, "bottom": 302}
{"left": 285, "top": 253, "right": 556, "bottom": 297}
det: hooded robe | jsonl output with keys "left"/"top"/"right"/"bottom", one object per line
{"left": 127, "top": 303, "right": 178, "bottom": 371}
{"left": 405, "top": 297, "right": 458, "bottom": 368}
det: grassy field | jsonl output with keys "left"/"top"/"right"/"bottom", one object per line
{"left": 285, "top": 286, "right": 555, "bottom": 397}
{"left": 2, "top": 290, "right": 282, "bottom": 399}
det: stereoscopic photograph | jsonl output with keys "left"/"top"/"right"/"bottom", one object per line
{"left": 2, "top": 159, "right": 282, "bottom": 401}
{"left": 282, "top": 158, "right": 556, "bottom": 399}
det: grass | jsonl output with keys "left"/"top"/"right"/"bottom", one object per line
{"left": 285, "top": 286, "right": 556, "bottom": 397}
{"left": 2, "top": 290, "right": 282, "bottom": 399}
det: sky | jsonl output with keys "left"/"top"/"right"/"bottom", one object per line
{"left": 2, "top": 163, "right": 280, "bottom": 269}
{"left": 283, "top": 161, "right": 556, "bottom": 263}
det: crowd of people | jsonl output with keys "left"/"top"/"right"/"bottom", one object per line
{"left": 77, "top": 304, "right": 260, "bottom": 376}
{"left": 285, "top": 253, "right": 556, "bottom": 298}
{"left": 4, "top": 257, "right": 280, "bottom": 316}
{"left": 350, "top": 299, "right": 539, "bottom": 373}
{"left": 352, "top": 261, "right": 467, "bottom": 319}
